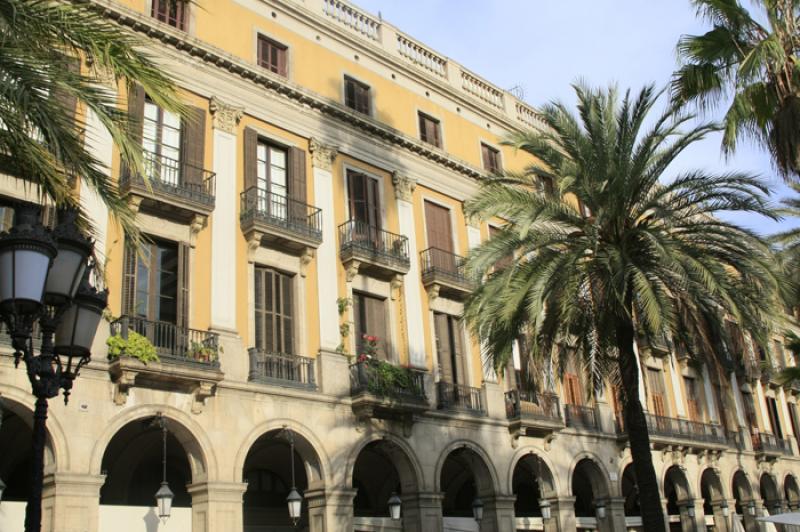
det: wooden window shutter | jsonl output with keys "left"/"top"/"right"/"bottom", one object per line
{"left": 288, "top": 147, "right": 307, "bottom": 221}
{"left": 435, "top": 313, "right": 453, "bottom": 383}
{"left": 244, "top": 128, "right": 259, "bottom": 192}
{"left": 51, "top": 55, "right": 80, "bottom": 123}
{"left": 564, "top": 373, "right": 582, "bottom": 405}
{"left": 181, "top": 105, "right": 206, "bottom": 185}
{"left": 281, "top": 273, "right": 293, "bottom": 355}
{"left": 176, "top": 242, "right": 190, "bottom": 330}
{"left": 121, "top": 241, "right": 137, "bottom": 316}
{"left": 365, "top": 296, "right": 387, "bottom": 360}
{"left": 127, "top": 84, "right": 146, "bottom": 145}
{"left": 451, "top": 317, "right": 466, "bottom": 385}
{"left": 254, "top": 267, "right": 264, "bottom": 350}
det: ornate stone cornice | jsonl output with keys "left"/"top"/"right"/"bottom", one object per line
{"left": 209, "top": 96, "right": 243, "bottom": 134}
{"left": 392, "top": 172, "right": 416, "bottom": 202}
{"left": 309, "top": 138, "right": 338, "bottom": 171}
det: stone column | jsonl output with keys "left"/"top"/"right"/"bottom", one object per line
{"left": 305, "top": 488, "right": 356, "bottom": 532}
{"left": 41, "top": 472, "right": 105, "bottom": 532}
{"left": 600, "top": 497, "right": 626, "bottom": 532}
{"left": 482, "top": 380, "right": 505, "bottom": 420}
{"left": 677, "top": 499, "right": 702, "bottom": 532}
{"left": 402, "top": 492, "right": 443, "bottom": 532}
{"left": 741, "top": 499, "right": 762, "bottom": 532}
{"left": 209, "top": 97, "right": 243, "bottom": 334}
{"left": 708, "top": 499, "right": 731, "bottom": 532}
{"left": 392, "top": 173, "right": 426, "bottom": 369}
{"left": 187, "top": 481, "right": 248, "bottom": 532}
{"left": 310, "top": 139, "right": 340, "bottom": 354}
{"left": 548, "top": 497, "right": 576, "bottom": 532}
{"left": 481, "top": 495, "right": 516, "bottom": 532}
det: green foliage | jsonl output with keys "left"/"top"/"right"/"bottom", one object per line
{"left": 336, "top": 297, "right": 352, "bottom": 316}
{"left": 339, "top": 322, "right": 350, "bottom": 339}
{"left": 360, "top": 359, "right": 417, "bottom": 397}
{"left": 106, "top": 330, "right": 159, "bottom": 364}
{"left": 185, "top": 341, "right": 219, "bottom": 363}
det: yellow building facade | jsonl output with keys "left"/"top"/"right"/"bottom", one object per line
{"left": 1, "top": 0, "right": 800, "bottom": 531}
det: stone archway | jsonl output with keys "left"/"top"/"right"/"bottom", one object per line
{"left": 700, "top": 468, "right": 728, "bottom": 530}
{"left": 241, "top": 428, "right": 325, "bottom": 532}
{"left": 621, "top": 463, "right": 641, "bottom": 530}
{"left": 784, "top": 474, "right": 800, "bottom": 510}
{"left": 439, "top": 443, "right": 504, "bottom": 532}
{"left": 760, "top": 473, "right": 781, "bottom": 515}
{"left": 571, "top": 457, "right": 610, "bottom": 519}
{"left": 511, "top": 453, "right": 556, "bottom": 518}
{"left": 664, "top": 465, "right": 695, "bottom": 531}
{"left": 732, "top": 470, "right": 757, "bottom": 532}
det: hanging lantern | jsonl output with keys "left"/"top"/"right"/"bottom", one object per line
{"left": 721, "top": 501, "right": 730, "bottom": 517}
{"left": 472, "top": 497, "right": 484, "bottom": 522}
{"left": 286, "top": 487, "right": 303, "bottom": 524}
{"left": 687, "top": 504, "right": 696, "bottom": 518}
{"left": 539, "top": 499, "right": 551, "bottom": 520}
{"left": 748, "top": 501, "right": 756, "bottom": 516}
{"left": 388, "top": 492, "right": 402, "bottom": 520}
{"left": 595, "top": 502, "right": 606, "bottom": 519}
{"left": 155, "top": 481, "right": 174, "bottom": 522}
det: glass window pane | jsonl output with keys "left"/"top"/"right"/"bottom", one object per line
{"left": 270, "top": 148, "right": 286, "bottom": 169}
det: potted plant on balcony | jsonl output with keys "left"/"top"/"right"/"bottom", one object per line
{"left": 107, "top": 330, "right": 159, "bottom": 364}
{"left": 186, "top": 341, "right": 218, "bottom": 363}
{"left": 357, "top": 335, "right": 417, "bottom": 398}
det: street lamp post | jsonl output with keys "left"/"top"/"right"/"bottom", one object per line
{"left": 0, "top": 205, "right": 106, "bottom": 532}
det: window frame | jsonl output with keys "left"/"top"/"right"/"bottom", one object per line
{"left": 151, "top": 0, "right": 188, "bottom": 31}
{"left": 344, "top": 75, "right": 372, "bottom": 116}
{"left": 480, "top": 142, "right": 502, "bottom": 174}
{"left": 253, "top": 265, "right": 295, "bottom": 355}
{"left": 417, "top": 111, "right": 442, "bottom": 148}
{"left": 352, "top": 291, "right": 389, "bottom": 360}
{"left": 257, "top": 34, "right": 289, "bottom": 78}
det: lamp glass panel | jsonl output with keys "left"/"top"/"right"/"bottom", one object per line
{"left": 0, "top": 249, "right": 50, "bottom": 308}
{"left": 45, "top": 248, "right": 85, "bottom": 302}
{"left": 54, "top": 301, "right": 103, "bottom": 357}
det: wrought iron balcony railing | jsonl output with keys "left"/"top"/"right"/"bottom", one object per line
{"left": 420, "top": 247, "right": 468, "bottom": 283}
{"left": 752, "top": 432, "right": 792, "bottom": 456}
{"left": 644, "top": 413, "right": 727, "bottom": 445}
{"left": 120, "top": 148, "right": 216, "bottom": 207}
{"left": 564, "top": 404, "right": 598, "bottom": 431}
{"left": 240, "top": 187, "right": 322, "bottom": 244}
{"left": 436, "top": 381, "right": 484, "bottom": 414}
{"left": 109, "top": 315, "right": 220, "bottom": 368}
{"left": 350, "top": 361, "right": 426, "bottom": 401}
{"left": 248, "top": 348, "right": 316, "bottom": 389}
{"left": 338, "top": 220, "right": 410, "bottom": 271}
{"left": 505, "top": 390, "right": 562, "bottom": 422}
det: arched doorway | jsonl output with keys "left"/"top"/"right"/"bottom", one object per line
{"left": 243, "top": 428, "right": 323, "bottom": 531}
{"left": 621, "top": 464, "right": 641, "bottom": 531}
{"left": 571, "top": 458, "right": 610, "bottom": 530}
{"left": 440, "top": 446, "right": 496, "bottom": 529}
{"left": 664, "top": 465, "right": 695, "bottom": 531}
{"left": 785, "top": 475, "right": 800, "bottom": 511}
{"left": 700, "top": 468, "right": 727, "bottom": 530}
{"left": 100, "top": 415, "right": 200, "bottom": 529}
{"left": 511, "top": 454, "right": 555, "bottom": 518}
{"left": 732, "top": 470, "right": 757, "bottom": 532}
{"left": 759, "top": 473, "right": 781, "bottom": 515}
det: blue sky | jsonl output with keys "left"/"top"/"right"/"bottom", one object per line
{"left": 354, "top": 0, "right": 797, "bottom": 236}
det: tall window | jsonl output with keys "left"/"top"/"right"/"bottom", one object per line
{"left": 481, "top": 143, "right": 501, "bottom": 173}
{"left": 257, "top": 141, "right": 288, "bottom": 220}
{"left": 347, "top": 170, "right": 381, "bottom": 229}
{"left": 766, "top": 396, "right": 784, "bottom": 438}
{"left": 254, "top": 267, "right": 293, "bottom": 354}
{"left": 353, "top": 292, "right": 387, "bottom": 360}
{"left": 151, "top": 0, "right": 187, "bottom": 30}
{"left": 646, "top": 368, "right": 668, "bottom": 417}
{"left": 344, "top": 76, "right": 371, "bottom": 115}
{"left": 418, "top": 112, "right": 442, "bottom": 148}
{"left": 788, "top": 403, "right": 800, "bottom": 443}
{"left": 683, "top": 376, "right": 705, "bottom": 422}
{"left": 133, "top": 240, "right": 179, "bottom": 324}
{"left": 563, "top": 373, "right": 582, "bottom": 406}
{"left": 434, "top": 313, "right": 465, "bottom": 384}
{"left": 143, "top": 97, "right": 182, "bottom": 186}
{"left": 258, "top": 35, "right": 288, "bottom": 77}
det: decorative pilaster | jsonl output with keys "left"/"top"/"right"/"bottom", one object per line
{"left": 209, "top": 97, "right": 243, "bottom": 134}
{"left": 392, "top": 171, "right": 416, "bottom": 202}
{"left": 187, "top": 481, "right": 248, "bottom": 532}
{"left": 402, "top": 492, "right": 444, "bottom": 532}
{"left": 310, "top": 138, "right": 338, "bottom": 171}
{"left": 41, "top": 473, "right": 106, "bottom": 532}
{"left": 482, "top": 495, "right": 517, "bottom": 532}
{"left": 305, "top": 488, "right": 356, "bottom": 532}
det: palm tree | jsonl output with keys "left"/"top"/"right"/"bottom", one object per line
{"left": 0, "top": 0, "right": 185, "bottom": 241}
{"left": 771, "top": 182, "right": 800, "bottom": 309}
{"left": 464, "top": 84, "right": 783, "bottom": 531}
{"left": 673, "top": 0, "right": 800, "bottom": 180}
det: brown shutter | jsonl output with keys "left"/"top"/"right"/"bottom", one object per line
{"left": 52, "top": 55, "right": 80, "bottom": 123}
{"left": 424, "top": 201, "right": 453, "bottom": 252}
{"left": 121, "top": 241, "right": 137, "bottom": 316}
{"left": 435, "top": 313, "right": 453, "bottom": 383}
{"left": 288, "top": 146, "right": 307, "bottom": 221}
{"left": 353, "top": 293, "right": 364, "bottom": 353}
{"left": 177, "top": 242, "right": 190, "bottom": 330}
{"left": 128, "top": 84, "right": 146, "bottom": 144}
{"left": 244, "top": 127, "right": 259, "bottom": 192}
{"left": 365, "top": 296, "right": 387, "bottom": 360}
{"left": 452, "top": 317, "right": 466, "bottom": 385}
{"left": 181, "top": 105, "right": 206, "bottom": 185}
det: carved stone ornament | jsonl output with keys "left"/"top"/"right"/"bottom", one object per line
{"left": 209, "top": 96, "right": 243, "bottom": 134}
{"left": 392, "top": 172, "right": 416, "bottom": 202}
{"left": 310, "top": 138, "right": 338, "bottom": 171}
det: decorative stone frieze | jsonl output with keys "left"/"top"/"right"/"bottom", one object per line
{"left": 310, "top": 138, "right": 338, "bottom": 171}
{"left": 209, "top": 96, "right": 243, "bottom": 134}
{"left": 392, "top": 172, "right": 416, "bottom": 202}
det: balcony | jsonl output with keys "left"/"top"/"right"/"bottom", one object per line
{"left": 436, "top": 381, "right": 485, "bottom": 415}
{"left": 564, "top": 404, "right": 599, "bottom": 431}
{"left": 505, "top": 390, "right": 564, "bottom": 438}
{"left": 339, "top": 220, "right": 410, "bottom": 281}
{"left": 107, "top": 315, "right": 223, "bottom": 412}
{"left": 119, "top": 148, "right": 215, "bottom": 224}
{"left": 248, "top": 349, "right": 316, "bottom": 390}
{"left": 420, "top": 247, "right": 472, "bottom": 300}
{"left": 350, "top": 361, "right": 429, "bottom": 426}
{"left": 643, "top": 414, "right": 728, "bottom": 450}
{"left": 240, "top": 187, "right": 323, "bottom": 255}
{"left": 753, "top": 432, "right": 792, "bottom": 458}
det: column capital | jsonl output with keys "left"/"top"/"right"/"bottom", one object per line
{"left": 310, "top": 138, "right": 339, "bottom": 170}
{"left": 392, "top": 171, "right": 416, "bottom": 202}
{"left": 187, "top": 481, "right": 248, "bottom": 503}
{"left": 209, "top": 96, "right": 243, "bottom": 134}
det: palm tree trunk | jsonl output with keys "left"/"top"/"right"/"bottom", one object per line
{"left": 617, "top": 321, "right": 666, "bottom": 532}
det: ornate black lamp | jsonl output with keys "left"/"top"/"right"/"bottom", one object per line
{"left": 472, "top": 496, "right": 484, "bottom": 522}
{"left": 388, "top": 492, "right": 402, "bottom": 520}
{"left": 0, "top": 204, "right": 107, "bottom": 532}
{"left": 154, "top": 414, "right": 174, "bottom": 523}
{"left": 284, "top": 428, "right": 302, "bottom": 527}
